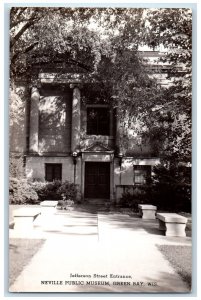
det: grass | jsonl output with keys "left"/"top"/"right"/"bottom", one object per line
{"left": 157, "top": 245, "right": 192, "bottom": 289}
{"left": 9, "top": 238, "right": 45, "bottom": 287}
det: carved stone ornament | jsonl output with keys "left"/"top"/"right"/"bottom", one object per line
{"left": 84, "top": 142, "right": 112, "bottom": 152}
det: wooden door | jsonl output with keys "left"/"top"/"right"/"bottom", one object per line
{"left": 85, "top": 162, "right": 110, "bottom": 199}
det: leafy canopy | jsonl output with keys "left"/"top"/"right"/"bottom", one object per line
{"left": 10, "top": 7, "right": 192, "bottom": 162}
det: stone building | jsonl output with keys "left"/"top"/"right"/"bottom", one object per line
{"left": 10, "top": 51, "right": 174, "bottom": 204}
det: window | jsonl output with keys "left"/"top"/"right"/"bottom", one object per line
{"left": 133, "top": 165, "right": 151, "bottom": 185}
{"left": 87, "top": 107, "right": 110, "bottom": 135}
{"left": 45, "top": 164, "right": 62, "bottom": 182}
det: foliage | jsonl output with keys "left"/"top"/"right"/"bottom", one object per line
{"left": 57, "top": 198, "right": 75, "bottom": 210}
{"left": 140, "top": 8, "right": 192, "bottom": 162}
{"left": 10, "top": 8, "right": 143, "bottom": 78}
{"left": 31, "top": 180, "right": 80, "bottom": 202}
{"left": 57, "top": 181, "right": 79, "bottom": 201}
{"left": 9, "top": 88, "right": 25, "bottom": 126}
{"left": 9, "top": 178, "right": 39, "bottom": 204}
{"left": 144, "top": 163, "right": 191, "bottom": 212}
{"left": 10, "top": 8, "right": 192, "bottom": 163}
{"left": 9, "top": 155, "right": 39, "bottom": 204}
{"left": 57, "top": 200, "right": 66, "bottom": 209}
{"left": 119, "top": 162, "right": 191, "bottom": 213}
{"left": 9, "top": 154, "right": 80, "bottom": 203}
{"left": 9, "top": 154, "right": 25, "bottom": 179}
{"left": 31, "top": 180, "right": 61, "bottom": 201}
{"left": 118, "top": 187, "right": 148, "bottom": 212}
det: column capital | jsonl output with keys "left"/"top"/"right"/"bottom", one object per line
{"left": 31, "top": 86, "right": 40, "bottom": 93}
{"left": 70, "top": 83, "right": 83, "bottom": 89}
{"left": 29, "top": 80, "right": 41, "bottom": 91}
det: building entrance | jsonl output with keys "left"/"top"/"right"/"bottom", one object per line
{"left": 84, "top": 162, "right": 110, "bottom": 199}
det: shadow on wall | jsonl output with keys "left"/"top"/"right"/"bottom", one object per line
{"left": 9, "top": 86, "right": 28, "bottom": 153}
{"left": 39, "top": 93, "right": 71, "bottom": 153}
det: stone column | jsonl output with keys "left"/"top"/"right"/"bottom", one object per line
{"left": 29, "top": 87, "right": 40, "bottom": 153}
{"left": 71, "top": 86, "right": 81, "bottom": 152}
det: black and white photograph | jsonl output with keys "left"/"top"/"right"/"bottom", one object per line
{"left": 8, "top": 5, "right": 193, "bottom": 294}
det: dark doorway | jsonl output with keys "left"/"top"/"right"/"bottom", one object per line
{"left": 85, "top": 162, "right": 110, "bottom": 199}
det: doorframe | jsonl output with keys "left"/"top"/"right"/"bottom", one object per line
{"left": 81, "top": 152, "right": 114, "bottom": 201}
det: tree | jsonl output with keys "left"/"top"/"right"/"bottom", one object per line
{"left": 10, "top": 7, "right": 192, "bottom": 163}
{"left": 10, "top": 7, "right": 156, "bottom": 131}
{"left": 10, "top": 8, "right": 144, "bottom": 78}
{"left": 139, "top": 8, "right": 192, "bottom": 163}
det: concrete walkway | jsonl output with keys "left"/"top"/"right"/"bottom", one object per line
{"left": 9, "top": 209, "right": 192, "bottom": 293}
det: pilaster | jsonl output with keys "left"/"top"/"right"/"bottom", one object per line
{"left": 29, "top": 86, "right": 40, "bottom": 153}
{"left": 70, "top": 84, "right": 81, "bottom": 153}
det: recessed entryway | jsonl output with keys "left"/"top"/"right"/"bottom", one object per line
{"left": 84, "top": 162, "right": 110, "bottom": 199}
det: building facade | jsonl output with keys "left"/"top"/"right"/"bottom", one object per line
{"left": 10, "top": 55, "right": 166, "bottom": 204}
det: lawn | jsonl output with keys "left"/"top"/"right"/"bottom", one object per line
{"left": 9, "top": 238, "right": 45, "bottom": 287}
{"left": 157, "top": 245, "right": 192, "bottom": 289}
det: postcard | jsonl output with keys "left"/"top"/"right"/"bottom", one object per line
{"left": 8, "top": 5, "right": 192, "bottom": 293}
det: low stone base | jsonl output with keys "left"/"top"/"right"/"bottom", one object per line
{"left": 14, "top": 216, "right": 35, "bottom": 232}
{"left": 165, "top": 222, "right": 186, "bottom": 237}
{"left": 157, "top": 213, "right": 188, "bottom": 237}
{"left": 13, "top": 208, "right": 41, "bottom": 232}
{"left": 138, "top": 205, "right": 157, "bottom": 219}
{"left": 40, "top": 201, "right": 58, "bottom": 216}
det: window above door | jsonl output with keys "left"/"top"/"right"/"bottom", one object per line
{"left": 87, "top": 106, "right": 110, "bottom": 135}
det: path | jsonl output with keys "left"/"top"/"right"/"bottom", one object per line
{"left": 9, "top": 209, "right": 192, "bottom": 293}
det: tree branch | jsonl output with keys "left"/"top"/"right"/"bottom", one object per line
{"left": 11, "top": 41, "right": 39, "bottom": 63}
{"left": 68, "top": 58, "right": 92, "bottom": 71}
{"left": 10, "top": 20, "right": 35, "bottom": 48}
{"left": 10, "top": 7, "right": 28, "bottom": 29}
{"left": 10, "top": 8, "right": 42, "bottom": 48}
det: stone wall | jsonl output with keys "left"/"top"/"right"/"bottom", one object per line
{"left": 113, "top": 157, "right": 160, "bottom": 201}
{"left": 26, "top": 156, "right": 81, "bottom": 185}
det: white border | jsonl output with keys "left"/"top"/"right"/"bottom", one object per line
{"left": 1, "top": 1, "right": 199, "bottom": 300}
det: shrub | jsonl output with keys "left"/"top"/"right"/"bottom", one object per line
{"left": 31, "top": 180, "right": 62, "bottom": 201}
{"left": 57, "top": 198, "right": 75, "bottom": 210}
{"left": 57, "top": 199, "right": 66, "bottom": 209}
{"left": 144, "top": 164, "right": 191, "bottom": 212}
{"left": 9, "top": 178, "right": 38, "bottom": 204}
{"left": 31, "top": 180, "right": 81, "bottom": 202}
{"left": 119, "top": 187, "right": 148, "bottom": 212}
{"left": 9, "top": 155, "right": 39, "bottom": 204}
{"left": 118, "top": 163, "right": 191, "bottom": 213}
{"left": 57, "top": 181, "right": 78, "bottom": 201}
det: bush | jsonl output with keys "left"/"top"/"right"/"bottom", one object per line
{"left": 9, "top": 178, "right": 39, "bottom": 204}
{"left": 57, "top": 198, "right": 75, "bottom": 210}
{"left": 144, "top": 164, "right": 191, "bottom": 212}
{"left": 31, "top": 180, "right": 62, "bottom": 201}
{"left": 31, "top": 180, "right": 81, "bottom": 202}
{"left": 57, "top": 181, "right": 78, "bottom": 201}
{"left": 9, "top": 155, "right": 39, "bottom": 204}
{"left": 119, "top": 187, "right": 148, "bottom": 212}
{"left": 118, "top": 163, "right": 191, "bottom": 213}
